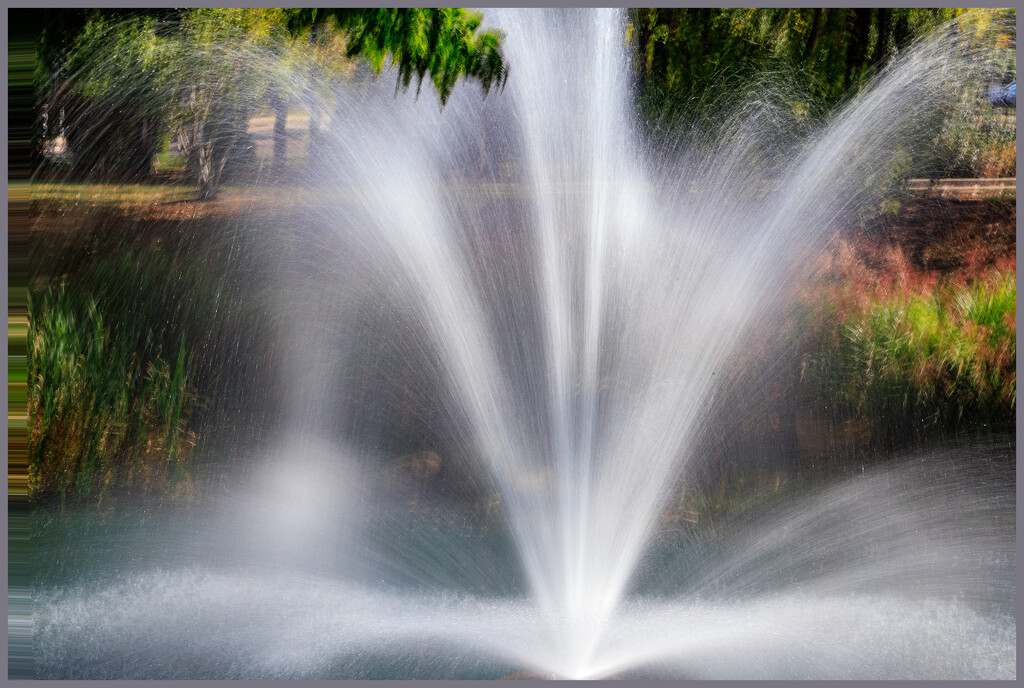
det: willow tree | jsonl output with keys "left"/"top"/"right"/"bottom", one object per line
{"left": 286, "top": 8, "right": 508, "bottom": 105}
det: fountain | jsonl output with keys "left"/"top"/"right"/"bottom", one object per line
{"left": 27, "top": 9, "right": 1014, "bottom": 679}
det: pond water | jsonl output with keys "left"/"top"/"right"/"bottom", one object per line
{"left": 31, "top": 439, "right": 1015, "bottom": 679}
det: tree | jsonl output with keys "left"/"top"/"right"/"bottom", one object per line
{"left": 173, "top": 8, "right": 290, "bottom": 199}
{"left": 629, "top": 8, "right": 963, "bottom": 128}
{"left": 33, "top": 8, "right": 508, "bottom": 198}
{"left": 264, "top": 17, "right": 353, "bottom": 178}
{"left": 46, "top": 11, "right": 177, "bottom": 179}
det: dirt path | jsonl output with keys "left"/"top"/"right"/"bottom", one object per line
{"left": 905, "top": 177, "right": 1016, "bottom": 200}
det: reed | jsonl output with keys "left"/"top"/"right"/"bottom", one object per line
{"left": 800, "top": 267, "right": 1015, "bottom": 446}
{"left": 27, "top": 284, "right": 197, "bottom": 503}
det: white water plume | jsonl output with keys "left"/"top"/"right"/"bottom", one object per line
{"left": 303, "top": 9, "right": 1013, "bottom": 672}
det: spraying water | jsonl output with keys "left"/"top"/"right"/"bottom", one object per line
{"left": 30, "top": 9, "right": 1014, "bottom": 679}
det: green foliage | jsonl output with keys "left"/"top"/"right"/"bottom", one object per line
{"left": 24, "top": 236, "right": 247, "bottom": 505}
{"left": 630, "top": 9, "right": 987, "bottom": 118}
{"left": 931, "top": 10, "right": 1017, "bottom": 177}
{"left": 66, "top": 15, "right": 167, "bottom": 108}
{"left": 27, "top": 284, "right": 197, "bottom": 503}
{"left": 288, "top": 8, "right": 508, "bottom": 106}
{"left": 631, "top": 8, "right": 1015, "bottom": 179}
{"left": 800, "top": 271, "right": 1016, "bottom": 445}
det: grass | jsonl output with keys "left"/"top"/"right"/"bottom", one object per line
{"left": 26, "top": 180, "right": 539, "bottom": 219}
{"left": 30, "top": 182, "right": 195, "bottom": 206}
{"left": 153, "top": 151, "right": 186, "bottom": 173}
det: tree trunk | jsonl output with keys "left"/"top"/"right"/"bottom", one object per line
{"left": 892, "top": 10, "right": 911, "bottom": 55}
{"left": 195, "top": 133, "right": 218, "bottom": 201}
{"left": 194, "top": 119, "right": 238, "bottom": 202}
{"left": 844, "top": 9, "right": 872, "bottom": 92}
{"left": 271, "top": 89, "right": 287, "bottom": 177}
{"left": 307, "top": 26, "right": 322, "bottom": 172}
{"left": 195, "top": 147, "right": 223, "bottom": 201}
{"left": 130, "top": 116, "right": 157, "bottom": 178}
{"left": 804, "top": 8, "right": 826, "bottom": 60}
{"left": 873, "top": 8, "right": 891, "bottom": 68}
{"left": 307, "top": 96, "right": 321, "bottom": 176}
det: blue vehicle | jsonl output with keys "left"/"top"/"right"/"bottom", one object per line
{"left": 988, "top": 80, "right": 1015, "bottom": 107}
